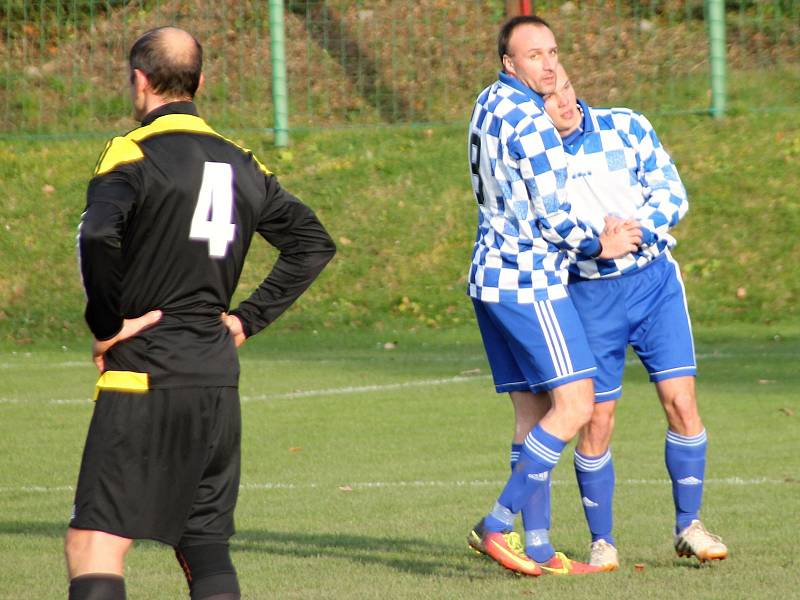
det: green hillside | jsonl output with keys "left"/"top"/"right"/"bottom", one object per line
{"left": 1, "top": 94, "right": 798, "bottom": 344}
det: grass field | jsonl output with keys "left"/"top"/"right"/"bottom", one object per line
{"left": 1, "top": 323, "right": 798, "bottom": 599}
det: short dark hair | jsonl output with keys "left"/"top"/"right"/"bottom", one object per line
{"left": 129, "top": 27, "right": 203, "bottom": 99}
{"left": 497, "top": 15, "right": 552, "bottom": 64}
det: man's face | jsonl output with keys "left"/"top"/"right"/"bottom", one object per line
{"left": 502, "top": 24, "right": 558, "bottom": 95}
{"left": 544, "top": 66, "right": 580, "bottom": 135}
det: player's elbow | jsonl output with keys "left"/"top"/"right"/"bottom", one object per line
{"left": 78, "top": 217, "right": 121, "bottom": 252}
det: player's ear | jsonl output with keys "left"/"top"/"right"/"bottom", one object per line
{"left": 196, "top": 72, "right": 205, "bottom": 95}
{"left": 131, "top": 68, "right": 149, "bottom": 93}
{"left": 502, "top": 54, "right": 516, "bottom": 77}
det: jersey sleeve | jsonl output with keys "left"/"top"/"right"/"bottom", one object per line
{"left": 229, "top": 175, "right": 336, "bottom": 337}
{"left": 507, "top": 114, "right": 601, "bottom": 256}
{"left": 78, "top": 169, "right": 139, "bottom": 340}
{"left": 629, "top": 112, "right": 689, "bottom": 246}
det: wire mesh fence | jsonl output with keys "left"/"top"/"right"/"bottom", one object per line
{"left": 1, "top": 0, "right": 798, "bottom": 137}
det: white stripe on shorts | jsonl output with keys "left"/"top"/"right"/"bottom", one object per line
{"left": 544, "top": 299, "right": 574, "bottom": 373}
{"left": 532, "top": 300, "right": 572, "bottom": 378}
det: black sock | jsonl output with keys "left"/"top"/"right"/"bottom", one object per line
{"left": 68, "top": 574, "right": 125, "bottom": 600}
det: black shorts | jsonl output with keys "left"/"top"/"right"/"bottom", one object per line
{"left": 70, "top": 387, "right": 241, "bottom": 547}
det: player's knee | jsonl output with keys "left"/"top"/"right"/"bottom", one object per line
{"left": 664, "top": 390, "right": 702, "bottom": 434}
{"left": 175, "top": 543, "right": 240, "bottom": 600}
{"left": 573, "top": 396, "right": 596, "bottom": 428}
{"left": 64, "top": 528, "right": 82, "bottom": 561}
{"left": 64, "top": 528, "right": 96, "bottom": 568}
{"left": 581, "top": 411, "right": 614, "bottom": 450}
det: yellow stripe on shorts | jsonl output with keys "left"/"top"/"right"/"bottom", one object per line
{"left": 93, "top": 370, "right": 149, "bottom": 401}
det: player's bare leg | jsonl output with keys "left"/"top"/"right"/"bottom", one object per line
{"left": 510, "top": 390, "right": 551, "bottom": 444}
{"left": 577, "top": 401, "right": 616, "bottom": 456}
{"left": 65, "top": 528, "right": 132, "bottom": 577}
{"left": 65, "top": 528, "right": 132, "bottom": 598}
{"left": 656, "top": 376, "right": 727, "bottom": 562}
{"left": 655, "top": 376, "right": 703, "bottom": 436}
{"left": 540, "top": 378, "right": 595, "bottom": 441}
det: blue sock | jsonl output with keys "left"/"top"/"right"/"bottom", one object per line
{"left": 482, "top": 444, "right": 525, "bottom": 533}
{"left": 510, "top": 443, "right": 523, "bottom": 471}
{"left": 519, "top": 425, "right": 565, "bottom": 562}
{"left": 484, "top": 425, "right": 564, "bottom": 544}
{"left": 665, "top": 429, "right": 707, "bottom": 532}
{"left": 574, "top": 449, "right": 615, "bottom": 546}
{"left": 516, "top": 437, "right": 550, "bottom": 552}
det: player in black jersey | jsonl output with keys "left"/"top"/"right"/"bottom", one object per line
{"left": 65, "top": 27, "right": 335, "bottom": 600}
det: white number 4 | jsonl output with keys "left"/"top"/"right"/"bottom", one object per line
{"left": 190, "top": 161, "right": 236, "bottom": 258}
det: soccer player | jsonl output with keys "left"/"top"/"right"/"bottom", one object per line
{"left": 65, "top": 27, "right": 336, "bottom": 600}
{"left": 465, "top": 16, "right": 641, "bottom": 576}
{"left": 536, "top": 63, "right": 728, "bottom": 569}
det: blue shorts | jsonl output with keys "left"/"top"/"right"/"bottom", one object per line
{"left": 568, "top": 252, "right": 696, "bottom": 402}
{"left": 472, "top": 297, "right": 596, "bottom": 394}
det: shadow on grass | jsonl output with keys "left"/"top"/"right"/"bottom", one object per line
{"left": 0, "top": 520, "right": 67, "bottom": 537}
{"left": 233, "top": 528, "right": 499, "bottom": 578}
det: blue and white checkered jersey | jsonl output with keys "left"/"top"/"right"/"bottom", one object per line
{"left": 467, "top": 73, "right": 601, "bottom": 303}
{"left": 564, "top": 99, "right": 689, "bottom": 279}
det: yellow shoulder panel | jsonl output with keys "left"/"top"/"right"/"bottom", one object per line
{"left": 95, "top": 113, "right": 272, "bottom": 177}
{"left": 132, "top": 114, "right": 273, "bottom": 175}
{"left": 94, "top": 136, "right": 145, "bottom": 176}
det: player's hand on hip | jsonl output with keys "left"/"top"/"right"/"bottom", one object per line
{"left": 222, "top": 313, "right": 246, "bottom": 348}
{"left": 92, "top": 310, "right": 163, "bottom": 372}
{"left": 598, "top": 219, "right": 642, "bottom": 259}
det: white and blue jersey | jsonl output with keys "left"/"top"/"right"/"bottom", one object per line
{"left": 563, "top": 100, "right": 688, "bottom": 280}
{"left": 562, "top": 100, "right": 696, "bottom": 400}
{"left": 467, "top": 73, "right": 601, "bottom": 303}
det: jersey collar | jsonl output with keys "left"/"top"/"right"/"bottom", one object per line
{"left": 577, "top": 98, "right": 595, "bottom": 133}
{"left": 561, "top": 98, "right": 593, "bottom": 153}
{"left": 140, "top": 101, "right": 199, "bottom": 127}
{"left": 498, "top": 71, "right": 546, "bottom": 110}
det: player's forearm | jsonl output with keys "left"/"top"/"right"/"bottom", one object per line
{"left": 229, "top": 246, "right": 335, "bottom": 337}
{"left": 635, "top": 185, "right": 688, "bottom": 246}
{"left": 78, "top": 217, "right": 125, "bottom": 341}
{"left": 539, "top": 209, "right": 602, "bottom": 256}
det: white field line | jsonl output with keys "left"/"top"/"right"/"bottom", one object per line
{"left": 0, "top": 351, "right": 741, "bottom": 406}
{"left": 0, "top": 375, "right": 490, "bottom": 405}
{"left": 0, "top": 476, "right": 790, "bottom": 496}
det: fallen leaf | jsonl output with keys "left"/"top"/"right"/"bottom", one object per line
{"left": 460, "top": 368, "right": 482, "bottom": 375}
{"left": 779, "top": 407, "right": 795, "bottom": 417}
{"left": 383, "top": 341, "right": 397, "bottom": 350}
{"left": 288, "top": 447, "right": 303, "bottom": 452}
{"left": 338, "top": 236, "right": 352, "bottom": 246}
{"left": 338, "top": 485, "right": 353, "bottom": 492}
{"left": 42, "top": 184, "right": 55, "bottom": 194}
{"left": 735, "top": 287, "right": 747, "bottom": 299}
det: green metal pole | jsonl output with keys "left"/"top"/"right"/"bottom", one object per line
{"left": 706, "top": 0, "right": 727, "bottom": 118}
{"left": 268, "top": 0, "right": 289, "bottom": 146}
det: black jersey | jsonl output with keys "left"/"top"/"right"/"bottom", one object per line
{"left": 78, "top": 102, "right": 335, "bottom": 387}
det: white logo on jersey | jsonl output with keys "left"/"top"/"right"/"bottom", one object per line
{"left": 527, "top": 472, "right": 549, "bottom": 482}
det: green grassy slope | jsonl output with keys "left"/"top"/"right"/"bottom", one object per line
{"left": 1, "top": 88, "right": 798, "bottom": 344}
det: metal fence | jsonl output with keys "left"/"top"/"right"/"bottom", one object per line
{"left": 1, "top": 0, "right": 798, "bottom": 137}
